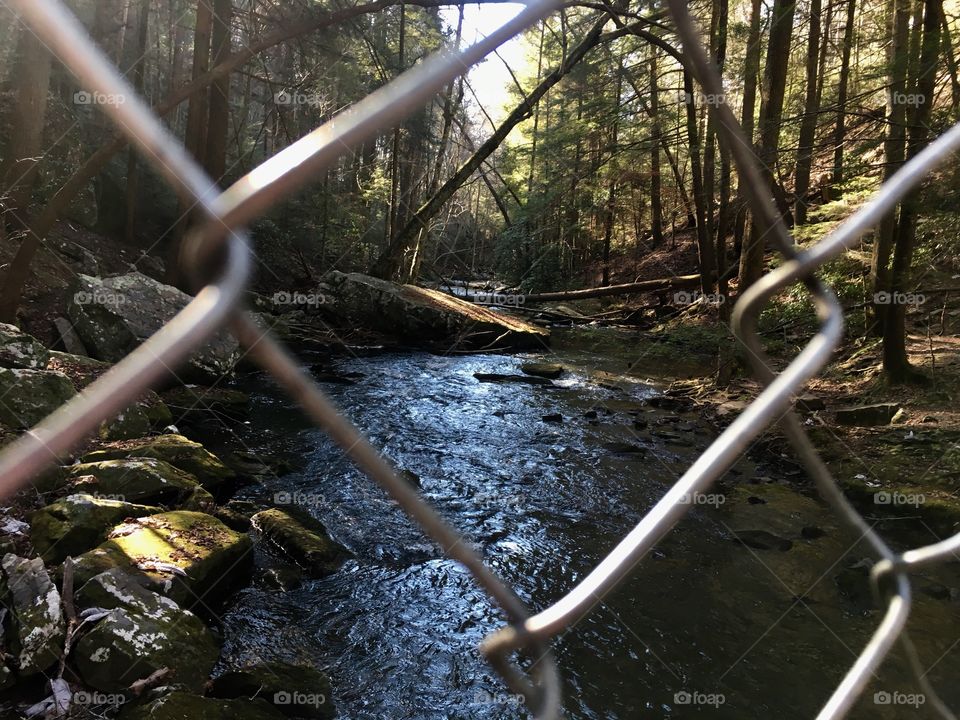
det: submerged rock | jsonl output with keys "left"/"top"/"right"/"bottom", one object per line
{"left": 0, "top": 368, "right": 75, "bottom": 428}
{"left": 73, "top": 569, "right": 218, "bottom": 693}
{"left": 81, "top": 434, "right": 235, "bottom": 489}
{"left": 63, "top": 458, "right": 200, "bottom": 505}
{"left": 521, "top": 362, "right": 564, "bottom": 379}
{"left": 251, "top": 508, "right": 348, "bottom": 576}
{"left": 66, "top": 272, "right": 240, "bottom": 382}
{"left": 0, "top": 322, "right": 49, "bottom": 369}
{"left": 473, "top": 373, "right": 555, "bottom": 387}
{"left": 30, "top": 494, "right": 159, "bottom": 563}
{"left": 323, "top": 271, "right": 549, "bottom": 350}
{"left": 119, "top": 691, "right": 285, "bottom": 720}
{"left": 732, "top": 529, "right": 794, "bottom": 552}
{"left": 1, "top": 554, "right": 64, "bottom": 676}
{"left": 210, "top": 660, "right": 335, "bottom": 719}
{"left": 72, "top": 511, "right": 252, "bottom": 608}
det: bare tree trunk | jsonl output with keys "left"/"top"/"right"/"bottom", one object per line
{"left": 0, "top": 24, "right": 54, "bottom": 323}
{"left": 167, "top": 0, "right": 214, "bottom": 285}
{"left": 203, "top": 0, "right": 233, "bottom": 182}
{"left": 793, "top": 0, "right": 822, "bottom": 225}
{"left": 387, "top": 2, "right": 405, "bottom": 244}
{"left": 124, "top": 0, "right": 150, "bottom": 245}
{"left": 882, "top": 0, "right": 940, "bottom": 382}
{"left": 731, "top": 0, "right": 762, "bottom": 260}
{"left": 370, "top": 12, "right": 612, "bottom": 280}
{"left": 683, "top": 67, "right": 716, "bottom": 294}
{"left": 869, "top": 0, "right": 910, "bottom": 334}
{"left": 648, "top": 48, "right": 663, "bottom": 248}
{"left": 601, "top": 62, "right": 623, "bottom": 287}
{"left": 709, "top": 0, "right": 731, "bottom": 305}
{"left": 739, "top": 0, "right": 796, "bottom": 291}
{"left": 831, "top": 0, "right": 856, "bottom": 194}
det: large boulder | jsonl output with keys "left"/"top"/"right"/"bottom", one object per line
{"left": 0, "top": 368, "right": 75, "bottom": 428}
{"left": 0, "top": 323, "right": 49, "bottom": 369}
{"left": 30, "top": 494, "right": 160, "bottom": 563}
{"left": 322, "top": 271, "right": 549, "bottom": 350}
{"left": 73, "top": 569, "right": 218, "bottom": 693}
{"left": 210, "top": 660, "right": 335, "bottom": 719}
{"left": 251, "top": 508, "right": 347, "bottom": 576}
{"left": 81, "top": 435, "right": 235, "bottom": 489}
{"left": 119, "top": 692, "right": 285, "bottom": 720}
{"left": 72, "top": 511, "right": 252, "bottom": 608}
{"left": 1, "top": 554, "right": 64, "bottom": 676}
{"left": 63, "top": 458, "right": 200, "bottom": 505}
{"left": 66, "top": 273, "right": 240, "bottom": 382}
{"left": 160, "top": 386, "right": 249, "bottom": 424}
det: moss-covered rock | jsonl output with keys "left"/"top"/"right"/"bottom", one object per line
{"left": 46, "top": 351, "right": 173, "bottom": 429}
{"left": 99, "top": 405, "right": 153, "bottom": 442}
{"left": 64, "top": 458, "right": 200, "bottom": 505}
{"left": 0, "top": 368, "right": 75, "bottom": 428}
{"left": 30, "top": 494, "right": 160, "bottom": 563}
{"left": 0, "top": 322, "right": 49, "bottom": 369}
{"left": 81, "top": 435, "right": 235, "bottom": 489}
{"left": 1, "top": 554, "right": 64, "bottom": 676}
{"left": 251, "top": 508, "right": 347, "bottom": 576}
{"left": 72, "top": 511, "right": 252, "bottom": 608}
{"left": 210, "top": 660, "right": 335, "bottom": 719}
{"left": 73, "top": 570, "right": 218, "bottom": 693}
{"left": 182, "top": 485, "right": 217, "bottom": 513}
{"left": 119, "top": 691, "right": 285, "bottom": 720}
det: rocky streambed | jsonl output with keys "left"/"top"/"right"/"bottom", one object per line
{"left": 0, "top": 274, "right": 959, "bottom": 719}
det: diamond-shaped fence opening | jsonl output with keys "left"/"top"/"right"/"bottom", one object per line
{"left": 3, "top": 1, "right": 960, "bottom": 718}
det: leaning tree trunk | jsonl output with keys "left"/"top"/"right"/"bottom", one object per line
{"left": 882, "top": 0, "right": 940, "bottom": 382}
{"left": 738, "top": 0, "right": 796, "bottom": 291}
{"left": 369, "top": 12, "right": 612, "bottom": 280}
{"left": 0, "top": 24, "right": 54, "bottom": 323}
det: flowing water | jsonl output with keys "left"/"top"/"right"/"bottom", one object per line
{"left": 214, "top": 327, "right": 960, "bottom": 719}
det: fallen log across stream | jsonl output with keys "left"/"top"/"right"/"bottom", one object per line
{"left": 520, "top": 274, "right": 701, "bottom": 302}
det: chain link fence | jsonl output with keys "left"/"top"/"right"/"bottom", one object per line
{"left": 2, "top": 0, "right": 960, "bottom": 718}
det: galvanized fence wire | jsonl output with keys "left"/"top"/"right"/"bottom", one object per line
{"left": 2, "top": 0, "right": 960, "bottom": 718}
